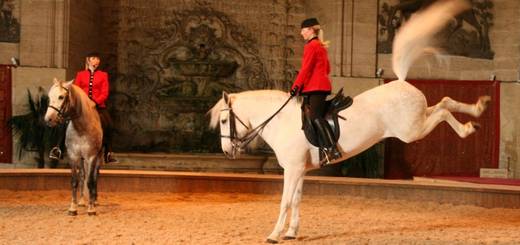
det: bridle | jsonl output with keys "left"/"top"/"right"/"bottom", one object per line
{"left": 220, "top": 95, "right": 294, "bottom": 155}
{"left": 47, "top": 86, "right": 74, "bottom": 122}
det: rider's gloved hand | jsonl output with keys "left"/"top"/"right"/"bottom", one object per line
{"left": 290, "top": 86, "right": 299, "bottom": 96}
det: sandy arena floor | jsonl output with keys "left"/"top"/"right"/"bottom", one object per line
{"left": 1, "top": 190, "right": 520, "bottom": 244}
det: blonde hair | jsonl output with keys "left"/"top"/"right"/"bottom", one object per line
{"left": 312, "top": 25, "right": 330, "bottom": 48}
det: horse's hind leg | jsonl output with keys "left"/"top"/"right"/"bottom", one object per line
{"left": 414, "top": 109, "right": 478, "bottom": 141}
{"left": 426, "top": 96, "right": 491, "bottom": 117}
{"left": 78, "top": 159, "right": 87, "bottom": 207}
{"left": 68, "top": 162, "right": 80, "bottom": 216}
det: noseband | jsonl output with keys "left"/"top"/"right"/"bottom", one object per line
{"left": 220, "top": 95, "right": 294, "bottom": 154}
{"left": 220, "top": 107, "right": 251, "bottom": 152}
{"left": 48, "top": 86, "right": 72, "bottom": 122}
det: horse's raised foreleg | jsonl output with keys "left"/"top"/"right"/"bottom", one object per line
{"left": 283, "top": 175, "right": 304, "bottom": 240}
{"left": 415, "top": 108, "right": 478, "bottom": 141}
{"left": 426, "top": 96, "right": 490, "bottom": 117}
{"left": 267, "top": 167, "right": 305, "bottom": 243}
{"left": 68, "top": 160, "right": 80, "bottom": 216}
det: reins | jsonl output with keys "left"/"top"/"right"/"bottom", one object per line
{"left": 221, "top": 94, "right": 294, "bottom": 150}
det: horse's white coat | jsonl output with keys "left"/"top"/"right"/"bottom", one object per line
{"left": 210, "top": 0, "right": 485, "bottom": 242}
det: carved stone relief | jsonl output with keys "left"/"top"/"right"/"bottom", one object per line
{"left": 110, "top": 4, "right": 284, "bottom": 152}
{"left": 378, "top": 0, "right": 494, "bottom": 59}
{"left": 0, "top": 0, "right": 20, "bottom": 43}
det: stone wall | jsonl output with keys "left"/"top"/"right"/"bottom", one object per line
{"left": 105, "top": 0, "right": 306, "bottom": 152}
{"left": 0, "top": 0, "right": 20, "bottom": 64}
{"left": 67, "top": 0, "right": 104, "bottom": 77}
{"left": 377, "top": 0, "right": 519, "bottom": 82}
{"left": 11, "top": 67, "right": 66, "bottom": 165}
{"left": 2, "top": 0, "right": 520, "bottom": 177}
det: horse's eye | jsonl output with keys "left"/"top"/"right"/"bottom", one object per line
{"left": 221, "top": 119, "right": 227, "bottom": 124}
{"left": 58, "top": 95, "right": 64, "bottom": 100}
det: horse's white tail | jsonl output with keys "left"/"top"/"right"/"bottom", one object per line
{"left": 392, "top": 0, "right": 470, "bottom": 81}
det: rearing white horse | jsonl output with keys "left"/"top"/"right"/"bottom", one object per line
{"left": 209, "top": 0, "right": 488, "bottom": 243}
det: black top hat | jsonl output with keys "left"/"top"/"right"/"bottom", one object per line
{"left": 301, "top": 18, "right": 319, "bottom": 28}
{"left": 86, "top": 52, "right": 101, "bottom": 58}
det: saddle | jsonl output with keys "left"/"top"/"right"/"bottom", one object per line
{"left": 301, "top": 88, "right": 353, "bottom": 147}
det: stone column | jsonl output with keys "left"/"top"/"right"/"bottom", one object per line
{"left": 19, "top": 0, "right": 69, "bottom": 68}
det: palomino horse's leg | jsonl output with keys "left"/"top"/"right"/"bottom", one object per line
{"left": 86, "top": 156, "right": 99, "bottom": 216}
{"left": 93, "top": 157, "right": 102, "bottom": 204}
{"left": 78, "top": 159, "right": 87, "bottom": 207}
{"left": 68, "top": 161, "right": 80, "bottom": 216}
{"left": 416, "top": 108, "right": 478, "bottom": 141}
{"left": 426, "top": 96, "right": 491, "bottom": 117}
{"left": 267, "top": 168, "right": 305, "bottom": 243}
{"left": 283, "top": 175, "right": 304, "bottom": 240}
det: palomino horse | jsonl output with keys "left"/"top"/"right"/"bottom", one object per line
{"left": 44, "top": 79, "right": 103, "bottom": 216}
{"left": 209, "top": 0, "right": 488, "bottom": 243}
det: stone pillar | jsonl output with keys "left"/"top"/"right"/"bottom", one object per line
{"left": 305, "top": 0, "right": 378, "bottom": 78}
{"left": 19, "top": 0, "right": 69, "bottom": 68}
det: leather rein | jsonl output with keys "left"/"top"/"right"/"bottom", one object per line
{"left": 220, "top": 95, "right": 294, "bottom": 151}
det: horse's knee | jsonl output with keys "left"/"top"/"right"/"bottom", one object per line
{"left": 438, "top": 109, "right": 450, "bottom": 119}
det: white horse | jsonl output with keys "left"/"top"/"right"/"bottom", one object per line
{"left": 209, "top": 0, "right": 488, "bottom": 243}
{"left": 44, "top": 79, "right": 103, "bottom": 216}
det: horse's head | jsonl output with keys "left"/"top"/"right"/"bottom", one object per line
{"left": 44, "top": 78, "right": 73, "bottom": 127}
{"left": 209, "top": 91, "right": 251, "bottom": 159}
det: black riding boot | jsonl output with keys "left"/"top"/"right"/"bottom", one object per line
{"left": 312, "top": 118, "right": 342, "bottom": 166}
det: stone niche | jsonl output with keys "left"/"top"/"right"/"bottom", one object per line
{"left": 110, "top": 3, "right": 288, "bottom": 152}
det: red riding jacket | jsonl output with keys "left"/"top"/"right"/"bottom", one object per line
{"left": 74, "top": 70, "right": 109, "bottom": 108}
{"left": 291, "top": 38, "right": 332, "bottom": 94}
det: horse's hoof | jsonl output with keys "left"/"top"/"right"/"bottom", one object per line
{"left": 87, "top": 211, "right": 97, "bottom": 216}
{"left": 479, "top": 95, "right": 491, "bottom": 104}
{"left": 266, "top": 238, "right": 278, "bottom": 244}
{"left": 472, "top": 121, "right": 481, "bottom": 130}
{"left": 283, "top": 236, "right": 296, "bottom": 240}
{"left": 68, "top": 210, "right": 77, "bottom": 216}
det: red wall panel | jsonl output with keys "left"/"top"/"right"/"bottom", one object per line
{"left": 384, "top": 80, "right": 500, "bottom": 179}
{"left": 0, "top": 65, "right": 12, "bottom": 163}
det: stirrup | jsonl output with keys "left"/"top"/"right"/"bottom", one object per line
{"left": 49, "top": 147, "right": 62, "bottom": 160}
{"left": 319, "top": 148, "right": 341, "bottom": 167}
{"left": 105, "top": 152, "right": 118, "bottom": 163}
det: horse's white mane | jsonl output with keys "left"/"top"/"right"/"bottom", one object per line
{"left": 392, "top": 0, "right": 470, "bottom": 81}
{"left": 208, "top": 90, "right": 292, "bottom": 129}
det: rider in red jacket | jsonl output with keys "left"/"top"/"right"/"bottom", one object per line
{"left": 50, "top": 52, "right": 117, "bottom": 163}
{"left": 74, "top": 69, "right": 109, "bottom": 108}
{"left": 290, "top": 18, "right": 341, "bottom": 165}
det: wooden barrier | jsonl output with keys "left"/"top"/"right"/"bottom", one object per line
{"left": 1, "top": 169, "right": 519, "bottom": 208}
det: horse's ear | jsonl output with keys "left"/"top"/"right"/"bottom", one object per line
{"left": 63, "top": 79, "right": 74, "bottom": 88}
{"left": 222, "top": 91, "right": 231, "bottom": 106}
{"left": 53, "top": 77, "right": 59, "bottom": 85}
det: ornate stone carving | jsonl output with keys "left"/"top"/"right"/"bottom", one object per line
{"left": 378, "top": 0, "right": 494, "bottom": 59}
{"left": 0, "top": 0, "right": 20, "bottom": 43}
{"left": 111, "top": 5, "right": 273, "bottom": 152}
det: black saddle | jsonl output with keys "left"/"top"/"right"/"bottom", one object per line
{"left": 301, "top": 88, "right": 353, "bottom": 147}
